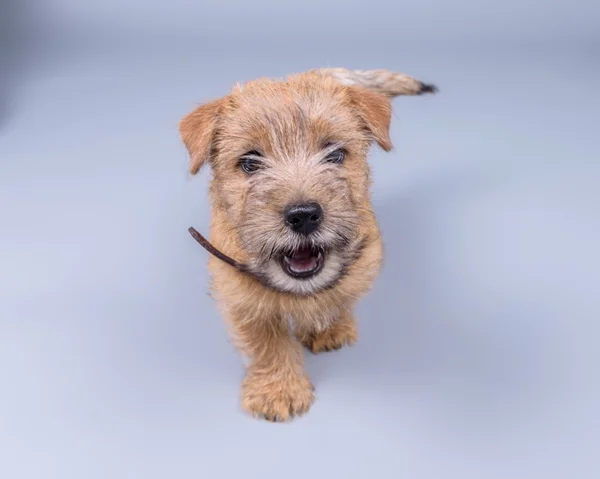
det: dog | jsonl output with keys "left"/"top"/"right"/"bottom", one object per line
{"left": 180, "top": 68, "right": 436, "bottom": 421}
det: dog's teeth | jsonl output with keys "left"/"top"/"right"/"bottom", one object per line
{"left": 282, "top": 250, "right": 323, "bottom": 276}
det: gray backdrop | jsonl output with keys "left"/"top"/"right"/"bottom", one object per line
{"left": 1, "top": 1, "right": 599, "bottom": 478}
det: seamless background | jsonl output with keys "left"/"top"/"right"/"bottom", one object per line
{"left": 1, "top": 1, "right": 599, "bottom": 478}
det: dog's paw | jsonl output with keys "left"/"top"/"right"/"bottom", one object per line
{"left": 302, "top": 319, "right": 358, "bottom": 354}
{"left": 241, "top": 370, "right": 315, "bottom": 422}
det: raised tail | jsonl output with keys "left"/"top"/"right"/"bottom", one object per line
{"left": 314, "top": 67, "right": 437, "bottom": 98}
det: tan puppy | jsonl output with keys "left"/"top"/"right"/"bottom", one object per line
{"left": 180, "top": 68, "right": 436, "bottom": 421}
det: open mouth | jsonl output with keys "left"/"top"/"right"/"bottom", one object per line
{"left": 281, "top": 246, "right": 325, "bottom": 279}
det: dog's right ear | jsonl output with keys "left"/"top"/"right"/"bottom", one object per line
{"left": 179, "top": 98, "right": 224, "bottom": 175}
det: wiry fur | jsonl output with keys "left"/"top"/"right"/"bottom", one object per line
{"left": 180, "top": 68, "right": 436, "bottom": 422}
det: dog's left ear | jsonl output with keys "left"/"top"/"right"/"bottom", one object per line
{"left": 347, "top": 86, "right": 393, "bottom": 152}
{"left": 179, "top": 97, "right": 224, "bottom": 175}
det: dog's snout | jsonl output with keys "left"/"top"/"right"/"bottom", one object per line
{"left": 284, "top": 203, "right": 323, "bottom": 235}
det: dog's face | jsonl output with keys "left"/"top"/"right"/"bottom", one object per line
{"left": 180, "top": 73, "right": 393, "bottom": 295}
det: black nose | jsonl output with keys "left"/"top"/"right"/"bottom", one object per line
{"left": 284, "top": 203, "right": 323, "bottom": 235}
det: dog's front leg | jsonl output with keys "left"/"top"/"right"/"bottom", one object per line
{"left": 234, "top": 314, "right": 315, "bottom": 422}
{"left": 299, "top": 309, "right": 359, "bottom": 354}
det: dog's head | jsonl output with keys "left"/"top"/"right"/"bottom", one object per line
{"left": 181, "top": 69, "right": 435, "bottom": 295}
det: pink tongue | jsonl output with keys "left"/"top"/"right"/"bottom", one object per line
{"left": 290, "top": 257, "right": 317, "bottom": 270}
{"left": 289, "top": 247, "right": 317, "bottom": 271}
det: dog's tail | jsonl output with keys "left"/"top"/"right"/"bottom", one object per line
{"left": 315, "top": 68, "right": 437, "bottom": 98}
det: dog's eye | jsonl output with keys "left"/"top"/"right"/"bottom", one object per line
{"left": 240, "top": 151, "right": 263, "bottom": 174}
{"left": 324, "top": 148, "right": 346, "bottom": 164}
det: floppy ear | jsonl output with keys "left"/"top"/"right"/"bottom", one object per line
{"left": 179, "top": 98, "right": 223, "bottom": 175}
{"left": 347, "top": 86, "right": 393, "bottom": 152}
